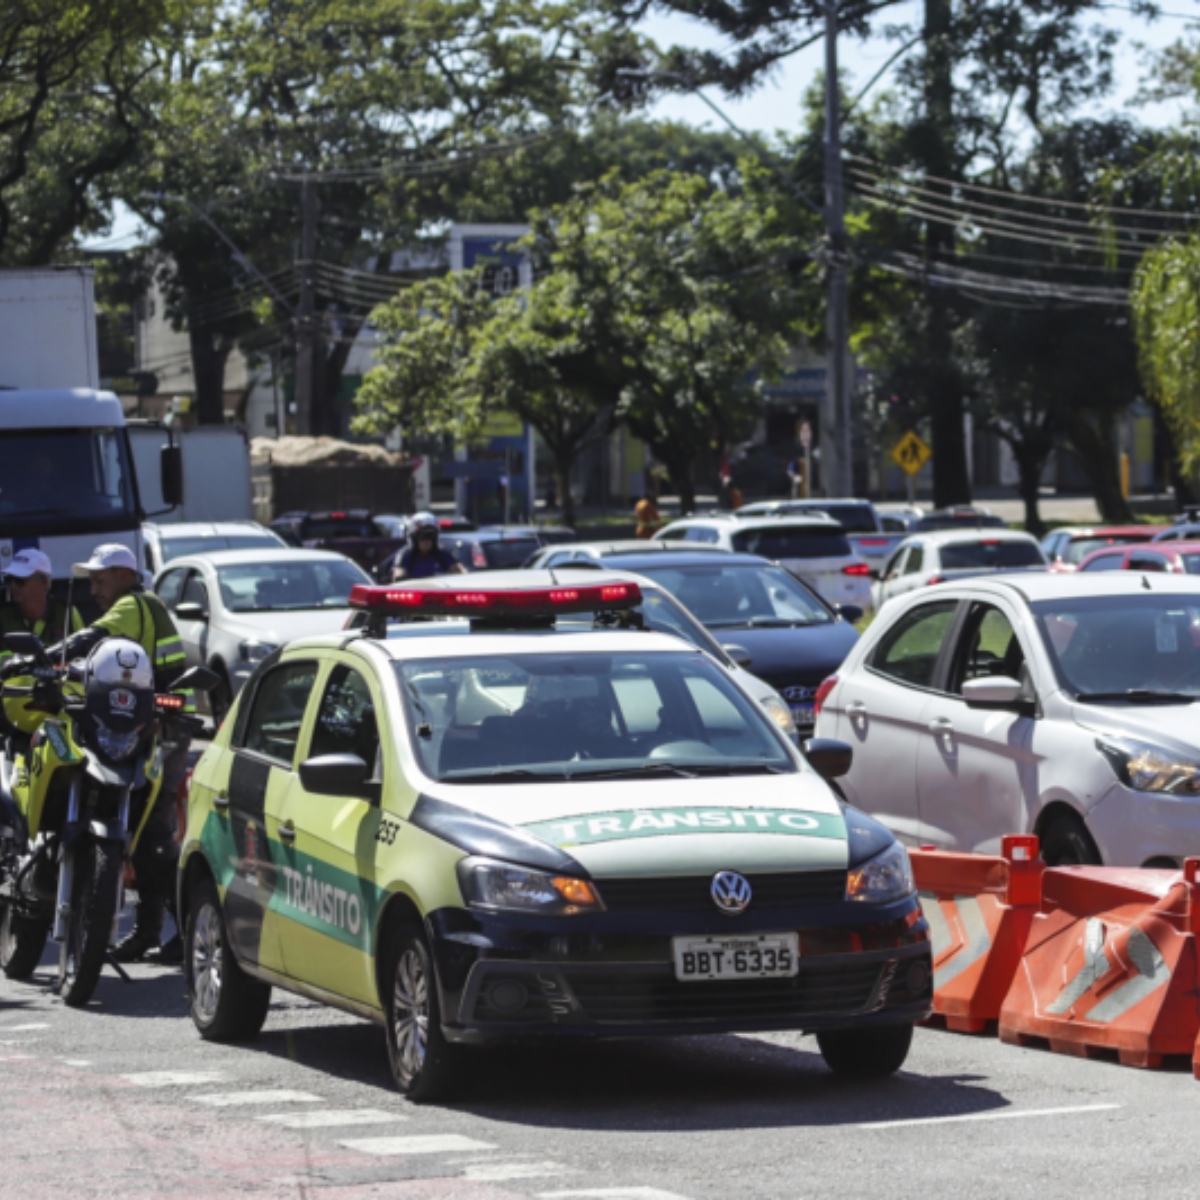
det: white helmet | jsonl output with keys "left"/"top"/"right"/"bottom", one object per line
{"left": 86, "top": 638, "right": 153, "bottom": 691}
{"left": 408, "top": 511, "right": 439, "bottom": 536}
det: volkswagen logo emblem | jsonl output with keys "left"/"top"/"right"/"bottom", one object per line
{"left": 711, "top": 871, "right": 752, "bottom": 915}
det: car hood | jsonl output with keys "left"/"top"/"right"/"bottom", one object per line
{"left": 218, "top": 608, "right": 353, "bottom": 644}
{"left": 710, "top": 623, "right": 859, "bottom": 690}
{"left": 425, "top": 772, "right": 849, "bottom": 876}
{"left": 1071, "top": 699, "right": 1200, "bottom": 757}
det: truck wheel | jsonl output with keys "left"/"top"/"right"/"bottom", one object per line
{"left": 185, "top": 877, "right": 271, "bottom": 1041}
{"left": 382, "top": 922, "right": 463, "bottom": 1102}
{"left": 0, "top": 902, "right": 49, "bottom": 980}
{"left": 58, "top": 840, "right": 121, "bottom": 1007}
{"left": 817, "top": 1023, "right": 914, "bottom": 1077}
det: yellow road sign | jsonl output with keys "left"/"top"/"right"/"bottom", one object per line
{"left": 891, "top": 430, "right": 932, "bottom": 476}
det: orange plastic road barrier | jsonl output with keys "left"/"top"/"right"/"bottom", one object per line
{"left": 999, "top": 859, "right": 1200, "bottom": 1069}
{"left": 912, "top": 834, "right": 1044, "bottom": 1033}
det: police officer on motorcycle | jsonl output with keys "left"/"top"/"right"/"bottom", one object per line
{"left": 392, "top": 512, "right": 466, "bottom": 581}
{"left": 33, "top": 544, "right": 193, "bottom": 964}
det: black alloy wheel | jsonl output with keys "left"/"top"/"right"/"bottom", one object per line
{"left": 57, "top": 839, "right": 121, "bottom": 1007}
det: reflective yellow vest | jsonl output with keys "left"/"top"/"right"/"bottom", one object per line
{"left": 93, "top": 591, "right": 194, "bottom": 713}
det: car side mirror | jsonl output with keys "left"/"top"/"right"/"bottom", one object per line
{"left": 172, "top": 664, "right": 220, "bottom": 694}
{"left": 962, "top": 676, "right": 1025, "bottom": 709}
{"left": 837, "top": 604, "right": 864, "bottom": 624}
{"left": 803, "top": 737, "right": 853, "bottom": 780}
{"left": 174, "top": 601, "right": 208, "bottom": 622}
{"left": 722, "top": 643, "right": 753, "bottom": 669}
{"left": 299, "top": 753, "right": 377, "bottom": 801}
{"left": 160, "top": 444, "right": 183, "bottom": 508}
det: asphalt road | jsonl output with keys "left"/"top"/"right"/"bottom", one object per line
{"left": 2, "top": 930, "right": 1199, "bottom": 1200}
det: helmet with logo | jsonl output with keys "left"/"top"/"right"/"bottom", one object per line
{"left": 407, "top": 511, "right": 440, "bottom": 548}
{"left": 82, "top": 638, "right": 155, "bottom": 761}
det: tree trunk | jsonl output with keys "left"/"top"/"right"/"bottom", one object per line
{"left": 1009, "top": 435, "right": 1052, "bottom": 536}
{"left": 1154, "top": 405, "right": 1196, "bottom": 511}
{"left": 552, "top": 448, "right": 576, "bottom": 530}
{"left": 922, "top": 0, "right": 972, "bottom": 508}
{"left": 188, "top": 327, "right": 231, "bottom": 425}
{"left": 1062, "top": 412, "right": 1133, "bottom": 523}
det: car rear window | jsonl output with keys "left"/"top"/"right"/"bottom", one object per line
{"left": 731, "top": 526, "right": 852, "bottom": 559}
{"left": 794, "top": 503, "right": 877, "bottom": 533}
{"left": 1063, "top": 533, "right": 1154, "bottom": 565}
{"left": 939, "top": 540, "right": 1045, "bottom": 569}
{"left": 482, "top": 539, "right": 541, "bottom": 569}
{"left": 915, "top": 514, "right": 1007, "bottom": 531}
{"left": 302, "top": 518, "right": 376, "bottom": 540}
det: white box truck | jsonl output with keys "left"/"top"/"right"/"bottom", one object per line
{"left": 0, "top": 267, "right": 181, "bottom": 583}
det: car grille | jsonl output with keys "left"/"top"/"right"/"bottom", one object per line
{"left": 565, "top": 960, "right": 887, "bottom": 1023}
{"left": 596, "top": 870, "right": 847, "bottom": 913}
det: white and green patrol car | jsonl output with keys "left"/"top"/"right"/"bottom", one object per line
{"left": 179, "top": 574, "right": 932, "bottom": 1100}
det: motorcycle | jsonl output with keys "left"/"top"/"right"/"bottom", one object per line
{"left": 0, "top": 631, "right": 213, "bottom": 1007}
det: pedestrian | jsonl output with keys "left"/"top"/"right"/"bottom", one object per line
{"left": 44, "top": 544, "right": 192, "bottom": 964}
{"left": 634, "top": 495, "right": 662, "bottom": 539}
{"left": 0, "top": 549, "right": 83, "bottom": 747}
{"left": 786, "top": 458, "right": 802, "bottom": 499}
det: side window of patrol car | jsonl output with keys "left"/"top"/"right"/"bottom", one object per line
{"left": 309, "top": 665, "right": 381, "bottom": 780}
{"left": 242, "top": 661, "right": 318, "bottom": 766}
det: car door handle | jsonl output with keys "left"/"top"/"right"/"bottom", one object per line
{"left": 928, "top": 718, "right": 953, "bottom": 733}
{"left": 213, "top": 791, "right": 229, "bottom": 812}
{"left": 846, "top": 701, "right": 867, "bottom": 717}
{"left": 279, "top": 821, "right": 296, "bottom": 843}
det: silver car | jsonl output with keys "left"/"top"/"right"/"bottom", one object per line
{"left": 154, "top": 548, "right": 370, "bottom": 725}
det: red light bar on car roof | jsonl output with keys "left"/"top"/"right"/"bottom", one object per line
{"left": 348, "top": 581, "right": 642, "bottom": 616}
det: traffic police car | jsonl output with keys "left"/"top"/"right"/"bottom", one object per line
{"left": 179, "top": 575, "right": 932, "bottom": 1100}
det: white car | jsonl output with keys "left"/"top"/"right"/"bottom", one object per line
{"left": 154, "top": 547, "right": 371, "bottom": 724}
{"left": 654, "top": 514, "right": 873, "bottom": 611}
{"left": 814, "top": 572, "right": 1200, "bottom": 868}
{"left": 873, "top": 529, "right": 1047, "bottom": 609}
{"left": 142, "top": 520, "right": 287, "bottom": 577}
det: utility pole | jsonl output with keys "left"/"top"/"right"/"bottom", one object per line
{"left": 824, "top": 0, "right": 852, "bottom": 498}
{"left": 294, "top": 172, "right": 320, "bottom": 436}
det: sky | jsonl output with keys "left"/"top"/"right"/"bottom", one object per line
{"left": 85, "top": 2, "right": 1194, "bottom": 249}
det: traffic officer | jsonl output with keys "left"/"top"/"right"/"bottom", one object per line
{"left": 0, "top": 549, "right": 83, "bottom": 746}
{"left": 44, "top": 544, "right": 193, "bottom": 963}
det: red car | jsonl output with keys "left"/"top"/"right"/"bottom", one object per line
{"left": 1077, "top": 538, "right": 1200, "bottom": 575}
{"left": 1042, "top": 525, "right": 1160, "bottom": 572}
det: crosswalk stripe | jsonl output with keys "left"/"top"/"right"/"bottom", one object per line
{"left": 257, "top": 1109, "right": 407, "bottom": 1130}
{"left": 60, "top": 1060, "right": 91, "bottom": 1067}
{"left": 539, "top": 1191, "right": 694, "bottom": 1200}
{"left": 123, "top": 1071, "right": 229, "bottom": 1088}
{"left": 192, "top": 1090, "right": 323, "bottom": 1107}
{"left": 464, "top": 1161, "right": 573, "bottom": 1182}
{"left": 340, "top": 1134, "right": 498, "bottom": 1157}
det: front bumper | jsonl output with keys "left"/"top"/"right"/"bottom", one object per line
{"left": 427, "top": 901, "right": 932, "bottom": 1044}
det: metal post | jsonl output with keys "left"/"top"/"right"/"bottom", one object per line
{"left": 294, "top": 172, "right": 319, "bottom": 436}
{"left": 824, "top": 0, "right": 852, "bottom": 498}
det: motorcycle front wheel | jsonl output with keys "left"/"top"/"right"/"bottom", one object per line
{"left": 57, "top": 840, "right": 121, "bottom": 1007}
{"left": 0, "top": 901, "right": 49, "bottom": 980}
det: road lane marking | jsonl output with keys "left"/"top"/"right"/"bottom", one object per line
{"left": 339, "top": 1134, "right": 498, "bottom": 1156}
{"left": 852, "top": 1103, "right": 1121, "bottom": 1130}
{"left": 257, "top": 1109, "right": 407, "bottom": 1129}
{"left": 464, "top": 1161, "right": 573, "bottom": 1182}
{"left": 0, "top": 1023, "right": 50, "bottom": 1032}
{"left": 123, "top": 1071, "right": 229, "bottom": 1088}
{"left": 192, "top": 1090, "right": 322, "bottom": 1107}
{"left": 539, "top": 1191, "right": 693, "bottom": 1200}
{"left": 60, "top": 1059, "right": 91, "bottom": 1067}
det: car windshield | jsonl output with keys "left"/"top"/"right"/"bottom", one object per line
{"left": 1033, "top": 594, "right": 1200, "bottom": 699}
{"left": 483, "top": 539, "right": 541, "bottom": 568}
{"left": 160, "top": 534, "right": 282, "bottom": 564}
{"left": 939, "top": 540, "right": 1045, "bottom": 569}
{"left": 0, "top": 428, "right": 136, "bottom": 537}
{"left": 399, "top": 650, "right": 795, "bottom": 782}
{"left": 555, "top": 588, "right": 727, "bottom": 660}
{"left": 731, "top": 525, "right": 852, "bottom": 559}
{"left": 629, "top": 563, "right": 833, "bottom": 629}
{"left": 217, "top": 558, "right": 369, "bottom": 611}
{"left": 1063, "top": 534, "right": 1151, "bottom": 565}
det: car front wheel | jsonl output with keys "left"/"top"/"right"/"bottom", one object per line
{"left": 817, "top": 1022, "right": 914, "bottom": 1077}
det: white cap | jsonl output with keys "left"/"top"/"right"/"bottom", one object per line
{"left": 4, "top": 548, "right": 52, "bottom": 580}
{"left": 73, "top": 543, "right": 139, "bottom": 577}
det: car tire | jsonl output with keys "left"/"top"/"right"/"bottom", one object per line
{"left": 209, "top": 669, "right": 232, "bottom": 730}
{"left": 817, "top": 1022, "right": 914, "bottom": 1078}
{"left": 1040, "top": 812, "right": 1101, "bottom": 867}
{"left": 185, "top": 877, "right": 271, "bottom": 1041}
{"left": 382, "top": 921, "right": 463, "bottom": 1102}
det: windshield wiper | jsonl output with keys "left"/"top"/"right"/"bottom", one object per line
{"left": 1075, "top": 689, "right": 1198, "bottom": 705}
{"left": 445, "top": 768, "right": 572, "bottom": 783}
{"left": 745, "top": 616, "right": 822, "bottom": 628}
{"left": 568, "top": 762, "right": 699, "bottom": 780}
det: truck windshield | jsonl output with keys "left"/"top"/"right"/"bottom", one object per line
{"left": 0, "top": 428, "right": 137, "bottom": 537}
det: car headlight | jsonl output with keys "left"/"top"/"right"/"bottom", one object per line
{"left": 457, "top": 856, "right": 603, "bottom": 915}
{"left": 93, "top": 719, "right": 142, "bottom": 762}
{"left": 759, "top": 694, "right": 798, "bottom": 739}
{"left": 1097, "top": 737, "right": 1200, "bottom": 795}
{"left": 846, "top": 841, "right": 915, "bottom": 904}
{"left": 239, "top": 640, "right": 279, "bottom": 663}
